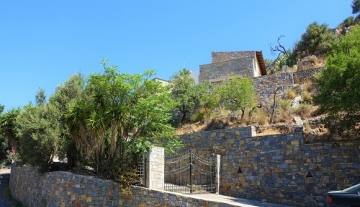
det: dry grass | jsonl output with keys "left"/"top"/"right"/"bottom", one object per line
{"left": 284, "top": 88, "right": 297, "bottom": 100}
{"left": 273, "top": 108, "right": 293, "bottom": 124}
{"left": 252, "top": 108, "right": 269, "bottom": 125}
{"left": 301, "top": 80, "right": 314, "bottom": 92}
{"left": 278, "top": 99, "right": 292, "bottom": 111}
{"left": 301, "top": 92, "right": 313, "bottom": 103}
{"left": 291, "top": 104, "right": 313, "bottom": 119}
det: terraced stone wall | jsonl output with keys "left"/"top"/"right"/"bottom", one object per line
{"left": 179, "top": 126, "right": 360, "bottom": 207}
{"left": 9, "top": 164, "right": 242, "bottom": 207}
{"left": 293, "top": 67, "right": 323, "bottom": 84}
{"left": 252, "top": 72, "right": 294, "bottom": 106}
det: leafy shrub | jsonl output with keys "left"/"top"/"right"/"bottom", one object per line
{"left": 190, "top": 108, "right": 207, "bottom": 122}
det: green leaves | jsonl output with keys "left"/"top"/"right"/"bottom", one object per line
{"left": 294, "top": 22, "right": 335, "bottom": 58}
{"left": 352, "top": 0, "right": 360, "bottom": 14}
{"left": 66, "top": 63, "right": 179, "bottom": 176}
{"left": 218, "top": 77, "right": 257, "bottom": 116}
{"left": 314, "top": 25, "right": 360, "bottom": 130}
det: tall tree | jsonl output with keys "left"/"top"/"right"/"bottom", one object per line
{"left": 294, "top": 22, "right": 335, "bottom": 58}
{"left": 170, "top": 69, "right": 201, "bottom": 124}
{"left": 48, "top": 73, "right": 84, "bottom": 168}
{"left": 0, "top": 108, "right": 20, "bottom": 154}
{"left": 35, "top": 88, "right": 46, "bottom": 105}
{"left": 66, "top": 64, "right": 178, "bottom": 180}
{"left": 16, "top": 103, "right": 63, "bottom": 172}
{"left": 314, "top": 25, "right": 360, "bottom": 130}
{"left": 352, "top": 0, "right": 360, "bottom": 14}
{"left": 218, "top": 77, "right": 257, "bottom": 122}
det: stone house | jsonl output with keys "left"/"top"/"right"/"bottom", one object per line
{"left": 199, "top": 51, "right": 267, "bottom": 83}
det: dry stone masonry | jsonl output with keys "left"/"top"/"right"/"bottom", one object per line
{"left": 178, "top": 126, "right": 360, "bottom": 207}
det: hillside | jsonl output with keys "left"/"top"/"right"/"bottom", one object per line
{"left": 175, "top": 55, "right": 360, "bottom": 144}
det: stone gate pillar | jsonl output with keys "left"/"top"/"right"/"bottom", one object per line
{"left": 146, "top": 147, "right": 164, "bottom": 190}
{"left": 215, "top": 154, "right": 221, "bottom": 194}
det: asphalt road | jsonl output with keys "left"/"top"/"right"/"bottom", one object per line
{"left": 0, "top": 170, "right": 13, "bottom": 207}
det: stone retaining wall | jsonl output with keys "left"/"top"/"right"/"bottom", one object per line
{"left": 199, "top": 58, "right": 255, "bottom": 82}
{"left": 179, "top": 126, "right": 360, "bottom": 207}
{"left": 293, "top": 68, "right": 323, "bottom": 84}
{"left": 211, "top": 51, "right": 255, "bottom": 63}
{"left": 253, "top": 73, "right": 294, "bottom": 106}
{"left": 9, "top": 164, "right": 242, "bottom": 207}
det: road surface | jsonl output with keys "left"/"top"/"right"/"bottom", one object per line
{"left": 0, "top": 169, "right": 13, "bottom": 207}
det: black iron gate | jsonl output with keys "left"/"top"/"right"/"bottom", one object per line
{"left": 165, "top": 149, "right": 216, "bottom": 193}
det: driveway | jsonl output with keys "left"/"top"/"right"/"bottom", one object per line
{"left": 0, "top": 169, "right": 14, "bottom": 207}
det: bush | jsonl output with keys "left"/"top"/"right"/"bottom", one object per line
{"left": 302, "top": 92, "right": 313, "bottom": 103}
{"left": 190, "top": 108, "right": 207, "bottom": 122}
{"left": 291, "top": 104, "right": 313, "bottom": 119}
{"left": 301, "top": 80, "right": 314, "bottom": 92}
{"left": 253, "top": 108, "right": 268, "bottom": 125}
{"left": 284, "top": 89, "right": 297, "bottom": 100}
{"left": 278, "top": 99, "right": 292, "bottom": 111}
{"left": 309, "top": 55, "right": 318, "bottom": 64}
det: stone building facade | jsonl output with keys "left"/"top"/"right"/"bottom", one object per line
{"left": 199, "top": 51, "right": 323, "bottom": 107}
{"left": 199, "top": 51, "right": 267, "bottom": 83}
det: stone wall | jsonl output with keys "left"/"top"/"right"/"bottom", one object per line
{"left": 211, "top": 51, "right": 255, "bottom": 63}
{"left": 9, "top": 164, "right": 243, "bottom": 207}
{"left": 199, "top": 58, "right": 254, "bottom": 82}
{"left": 178, "top": 126, "right": 360, "bottom": 207}
{"left": 253, "top": 72, "right": 294, "bottom": 106}
{"left": 293, "top": 68, "right": 323, "bottom": 84}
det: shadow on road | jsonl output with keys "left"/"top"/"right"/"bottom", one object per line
{"left": 0, "top": 171, "right": 14, "bottom": 207}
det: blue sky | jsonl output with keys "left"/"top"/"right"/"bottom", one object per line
{"left": 0, "top": 1, "right": 353, "bottom": 111}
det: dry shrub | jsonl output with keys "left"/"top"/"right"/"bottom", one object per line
{"left": 291, "top": 104, "right": 312, "bottom": 119}
{"left": 301, "top": 79, "right": 314, "bottom": 92}
{"left": 278, "top": 99, "right": 292, "bottom": 111}
{"left": 309, "top": 56, "right": 318, "bottom": 64}
{"left": 273, "top": 108, "right": 293, "bottom": 124}
{"left": 284, "top": 89, "right": 297, "bottom": 100}
{"left": 286, "top": 65, "right": 298, "bottom": 73}
{"left": 253, "top": 108, "right": 269, "bottom": 125}
{"left": 301, "top": 92, "right": 313, "bottom": 103}
{"left": 304, "top": 122, "right": 312, "bottom": 132}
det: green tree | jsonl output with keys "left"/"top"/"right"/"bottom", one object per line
{"left": 48, "top": 73, "right": 84, "bottom": 168}
{"left": 170, "top": 68, "right": 201, "bottom": 124}
{"left": 15, "top": 75, "right": 84, "bottom": 172}
{"left": 16, "top": 102, "right": 63, "bottom": 172}
{"left": 294, "top": 22, "right": 335, "bottom": 58}
{"left": 0, "top": 108, "right": 20, "bottom": 159}
{"left": 35, "top": 88, "right": 46, "bottom": 105}
{"left": 218, "top": 77, "right": 257, "bottom": 122}
{"left": 314, "top": 25, "right": 360, "bottom": 130}
{"left": 66, "top": 64, "right": 179, "bottom": 181}
{"left": 352, "top": 0, "right": 360, "bottom": 14}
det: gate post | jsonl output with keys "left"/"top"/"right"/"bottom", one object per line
{"left": 146, "top": 147, "right": 164, "bottom": 190}
{"left": 215, "top": 154, "right": 221, "bottom": 194}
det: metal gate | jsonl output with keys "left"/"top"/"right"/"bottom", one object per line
{"left": 164, "top": 149, "right": 216, "bottom": 193}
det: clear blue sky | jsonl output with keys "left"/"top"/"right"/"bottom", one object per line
{"left": 0, "top": 1, "right": 353, "bottom": 111}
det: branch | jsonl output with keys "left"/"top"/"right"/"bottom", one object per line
{"left": 270, "top": 35, "right": 288, "bottom": 56}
